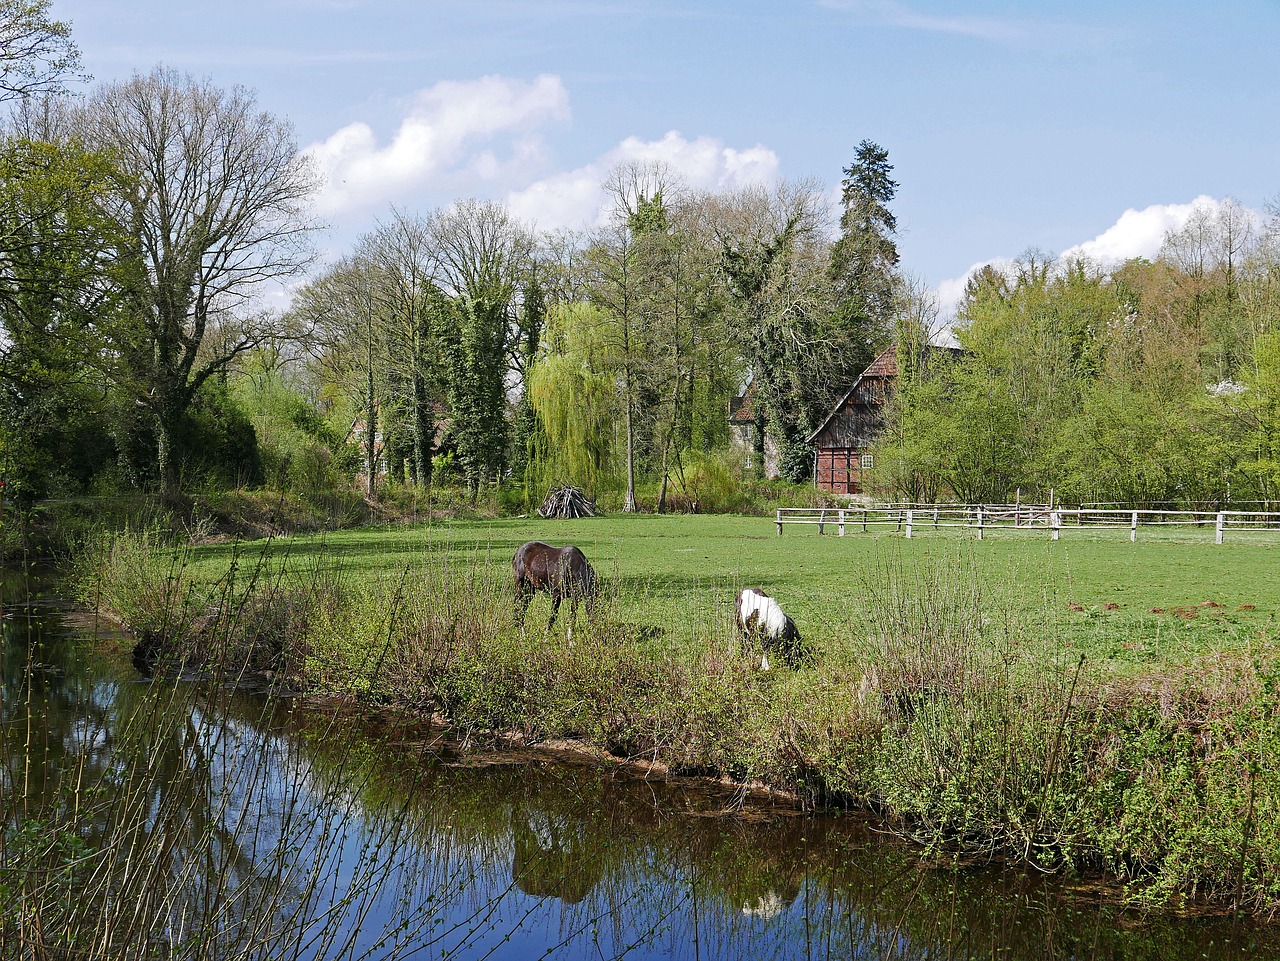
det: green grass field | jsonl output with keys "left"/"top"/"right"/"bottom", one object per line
{"left": 93, "top": 513, "right": 1280, "bottom": 910}
{"left": 185, "top": 514, "right": 1278, "bottom": 676}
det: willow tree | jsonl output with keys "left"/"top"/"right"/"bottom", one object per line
{"left": 527, "top": 302, "right": 615, "bottom": 499}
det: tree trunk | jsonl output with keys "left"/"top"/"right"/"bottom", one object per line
{"left": 155, "top": 412, "right": 177, "bottom": 496}
{"left": 623, "top": 396, "right": 637, "bottom": 512}
{"left": 365, "top": 350, "right": 378, "bottom": 498}
{"left": 153, "top": 381, "right": 183, "bottom": 497}
{"left": 412, "top": 369, "right": 432, "bottom": 487}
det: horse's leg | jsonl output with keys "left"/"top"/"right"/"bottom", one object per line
{"left": 566, "top": 596, "right": 579, "bottom": 644}
{"left": 514, "top": 584, "right": 533, "bottom": 628}
{"left": 547, "top": 594, "right": 562, "bottom": 631}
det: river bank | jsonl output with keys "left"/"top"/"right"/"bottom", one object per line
{"left": 67, "top": 519, "right": 1280, "bottom": 918}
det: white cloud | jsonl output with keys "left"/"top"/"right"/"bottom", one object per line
{"left": 1060, "top": 196, "right": 1221, "bottom": 265}
{"left": 506, "top": 130, "right": 781, "bottom": 230}
{"left": 303, "top": 74, "right": 570, "bottom": 217}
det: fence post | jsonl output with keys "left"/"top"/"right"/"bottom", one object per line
{"left": 977, "top": 506, "right": 984, "bottom": 540}
{"left": 818, "top": 509, "right": 826, "bottom": 535}
{"left": 1051, "top": 509, "right": 1061, "bottom": 541}
{"left": 776, "top": 510, "right": 783, "bottom": 536}
{"left": 933, "top": 506, "right": 939, "bottom": 528}
{"left": 1216, "top": 511, "right": 1225, "bottom": 544}
{"left": 838, "top": 509, "right": 845, "bottom": 536}
{"left": 905, "top": 509, "right": 914, "bottom": 539}
{"left": 862, "top": 509, "right": 867, "bottom": 532}
{"left": 1131, "top": 510, "right": 1138, "bottom": 543}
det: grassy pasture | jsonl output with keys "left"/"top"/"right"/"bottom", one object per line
{"left": 185, "top": 513, "right": 1278, "bottom": 676}
{"left": 89, "top": 514, "right": 1280, "bottom": 911}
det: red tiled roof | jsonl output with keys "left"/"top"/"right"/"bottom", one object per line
{"left": 861, "top": 346, "right": 899, "bottom": 378}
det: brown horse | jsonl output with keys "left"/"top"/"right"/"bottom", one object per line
{"left": 513, "top": 541, "right": 598, "bottom": 634}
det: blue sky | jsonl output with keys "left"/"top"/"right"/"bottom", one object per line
{"left": 52, "top": 1, "right": 1280, "bottom": 311}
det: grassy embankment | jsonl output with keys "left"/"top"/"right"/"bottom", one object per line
{"left": 84, "top": 514, "right": 1280, "bottom": 914}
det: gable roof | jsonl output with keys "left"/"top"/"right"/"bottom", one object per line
{"left": 728, "top": 379, "right": 758, "bottom": 424}
{"left": 805, "top": 345, "right": 899, "bottom": 444}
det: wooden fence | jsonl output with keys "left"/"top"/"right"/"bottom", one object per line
{"left": 775, "top": 504, "right": 1280, "bottom": 544}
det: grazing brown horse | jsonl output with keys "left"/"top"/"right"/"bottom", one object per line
{"left": 734, "top": 587, "right": 803, "bottom": 669}
{"left": 513, "top": 541, "right": 598, "bottom": 634}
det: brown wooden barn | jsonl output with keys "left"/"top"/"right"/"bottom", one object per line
{"left": 807, "top": 346, "right": 900, "bottom": 495}
{"left": 808, "top": 343, "right": 962, "bottom": 495}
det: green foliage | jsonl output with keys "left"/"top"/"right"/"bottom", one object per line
{"left": 89, "top": 520, "right": 1280, "bottom": 913}
{"left": 0, "top": 138, "right": 123, "bottom": 501}
{"left": 881, "top": 354, "right": 1029, "bottom": 502}
{"left": 178, "top": 380, "right": 263, "bottom": 489}
{"left": 527, "top": 302, "right": 617, "bottom": 498}
{"left": 108, "top": 379, "right": 264, "bottom": 493}
{"left": 0, "top": 0, "right": 84, "bottom": 102}
{"left": 882, "top": 237, "right": 1280, "bottom": 507}
{"left": 229, "top": 360, "right": 358, "bottom": 499}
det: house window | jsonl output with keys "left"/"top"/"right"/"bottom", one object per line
{"left": 860, "top": 454, "right": 874, "bottom": 470}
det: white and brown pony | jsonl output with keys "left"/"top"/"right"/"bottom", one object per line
{"left": 734, "top": 587, "right": 803, "bottom": 669}
{"left": 513, "top": 541, "right": 598, "bottom": 635}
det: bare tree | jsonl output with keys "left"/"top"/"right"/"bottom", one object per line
{"left": 360, "top": 210, "right": 448, "bottom": 486}
{"left": 289, "top": 257, "right": 386, "bottom": 495}
{"left": 76, "top": 67, "right": 317, "bottom": 494}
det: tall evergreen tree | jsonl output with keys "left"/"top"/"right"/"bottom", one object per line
{"left": 828, "top": 139, "right": 900, "bottom": 379}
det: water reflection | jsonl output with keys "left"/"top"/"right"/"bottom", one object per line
{"left": 4, "top": 570, "right": 1279, "bottom": 960}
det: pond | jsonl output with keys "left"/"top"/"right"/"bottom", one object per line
{"left": 3, "top": 567, "right": 1278, "bottom": 960}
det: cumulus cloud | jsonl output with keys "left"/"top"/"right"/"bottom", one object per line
{"left": 303, "top": 74, "right": 570, "bottom": 216}
{"left": 506, "top": 130, "right": 781, "bottom": 230}
{"left": 1059, "top": 196, "right": 1222, "bottom": 265}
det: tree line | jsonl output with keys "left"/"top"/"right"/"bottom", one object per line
{"left": 0, "top": 3, "right": 903, "bottom": 509}
{"left": 2, "top": 1, "right": 1278, "bottom": 514}
{"left": 878, "top": 199, "right": 1280, "bottom": 508}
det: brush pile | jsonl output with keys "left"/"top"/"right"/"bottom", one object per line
{"left": 539, "top": 485, "right": 598, "bottom": 519}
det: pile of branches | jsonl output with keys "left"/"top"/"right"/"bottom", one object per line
{"left": 539, "top": 485, "right": 598, "bottom": 519}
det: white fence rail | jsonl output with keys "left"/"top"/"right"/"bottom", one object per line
{"left": 775, "top": 505, "right": 1280, "bottom": 544}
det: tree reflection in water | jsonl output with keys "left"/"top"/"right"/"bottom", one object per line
{"left": 4, "top": 569, "right": 1280, "bottom": 960}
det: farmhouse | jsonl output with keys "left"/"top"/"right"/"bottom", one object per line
{"left": 728, "top": 382, "right": 781, "bottom": 478}
{"left": 731, "top": 343, "right": 957, "bottom": 490}
{"left": 807, "top": 343, "right": 960, "bottom": 496}
{"left": 806, "top": 346, "right": 900, "bottom": 495}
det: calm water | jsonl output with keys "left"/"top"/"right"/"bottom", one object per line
{"left": 3, "top": 567, "right": 1277, "bottom": 960}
